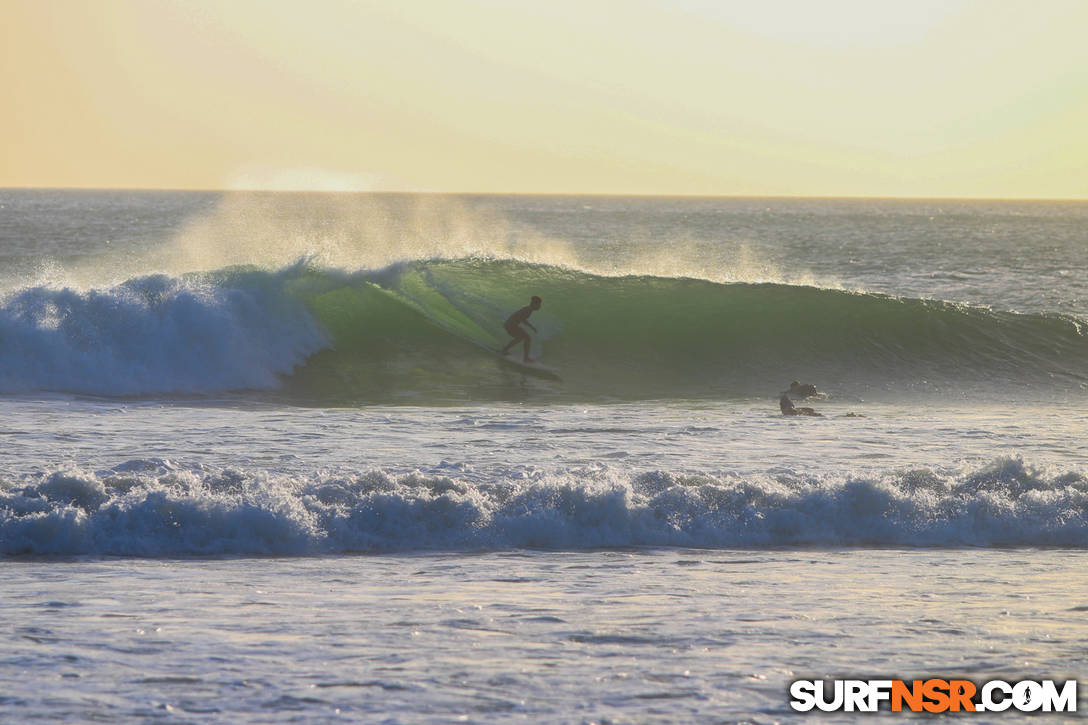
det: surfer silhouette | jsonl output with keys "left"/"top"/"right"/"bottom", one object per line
{"left": 782, "top": 380, "right": 820, "bottom": 399}
{"left": 501, "top": 295, "right": 542, "bottom": 362}
{"left": 780, "top": 394, "right": 822, "bottom": 417}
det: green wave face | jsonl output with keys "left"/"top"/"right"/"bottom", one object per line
{"left": 275, "top": 259, "right": 1088, "bottom": 404}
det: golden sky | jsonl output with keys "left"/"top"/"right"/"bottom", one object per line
{"left": 3, "top": 0, "right": 1087, "bottom": 197}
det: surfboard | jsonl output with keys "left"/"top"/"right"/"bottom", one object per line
{"left": 495, "top": 352, "right": 562, "bottom": 381}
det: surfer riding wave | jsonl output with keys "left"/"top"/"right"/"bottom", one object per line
{"left": 501, "top": 295, "right": 542, "bottom": 363}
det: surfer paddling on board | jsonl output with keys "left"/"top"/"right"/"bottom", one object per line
{"left": 780, "top": 394, "right": 822, "bottom": 417}
{"left": 781, "top": 380, "right": 820, "bottom": 399}
{"left": 501, "top": 295, "right": 542, "bottom": 363}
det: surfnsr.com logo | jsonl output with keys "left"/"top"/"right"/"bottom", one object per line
{"left": 789, "top": 679, "right": 1077, "bottom": 713}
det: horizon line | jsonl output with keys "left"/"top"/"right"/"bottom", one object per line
{"left": 2, "top": 185, "right": 1086, "bottom": 203}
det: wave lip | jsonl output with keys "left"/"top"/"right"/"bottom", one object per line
{"left": 2, "top": 458, "right": 1085, "bottom": 556}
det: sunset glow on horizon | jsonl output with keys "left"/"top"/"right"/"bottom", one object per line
{"left": 4, "top": 0, "right": 1088, "bottom": 198}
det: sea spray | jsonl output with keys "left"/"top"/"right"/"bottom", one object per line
{"left": 34, "top": 191, "right": 827, "bottom": 292}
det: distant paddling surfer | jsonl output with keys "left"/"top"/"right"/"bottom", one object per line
{"left": 501, "top": 295, "right": 542, "bottom": 363}
{"left": 780, "top": 394, "right": 822, "bottom": 417}
{"left": 781, "top": 380, "right": 819, "bottom": 399}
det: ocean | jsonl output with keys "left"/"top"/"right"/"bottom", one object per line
{"left": 1, "top": 190, "right": 1086, "bottom": 722}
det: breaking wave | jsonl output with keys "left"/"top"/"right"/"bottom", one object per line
{"left": 1, "top": 458, "right": 1085, "bottom": 556}
{"left": 0, "top": 258, "right": 1084, "bottom": 401}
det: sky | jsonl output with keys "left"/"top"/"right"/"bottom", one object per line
{"left": 3, "top": 0, "right": 1088, "bottom": 197}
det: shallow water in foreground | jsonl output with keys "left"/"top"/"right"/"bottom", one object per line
{"left": 2, "top": 399, "right": 1086, "bottom": 555}
{"left": 3, "top": 550, "right": 1086, "bottom": 723}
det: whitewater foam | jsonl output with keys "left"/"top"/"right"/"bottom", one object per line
{"left": 0, "top": 264, "right": 329, "bottom": 395}
{"left": 3, "top": 458, "right": 1085, "bottom": 556}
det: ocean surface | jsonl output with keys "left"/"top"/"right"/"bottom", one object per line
{"left": 1, "top": 190, "right": 1086, "bottom": 721}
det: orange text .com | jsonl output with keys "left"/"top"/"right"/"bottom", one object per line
{"left": 789, "top": 679, "right": 1077, "bottom": 713}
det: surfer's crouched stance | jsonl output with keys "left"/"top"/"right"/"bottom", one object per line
{"left": 501, "top": 295, "right": 542, "bottom": 362}
{"left": 780, "top": 394, "right": 822, "bottom": 417}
